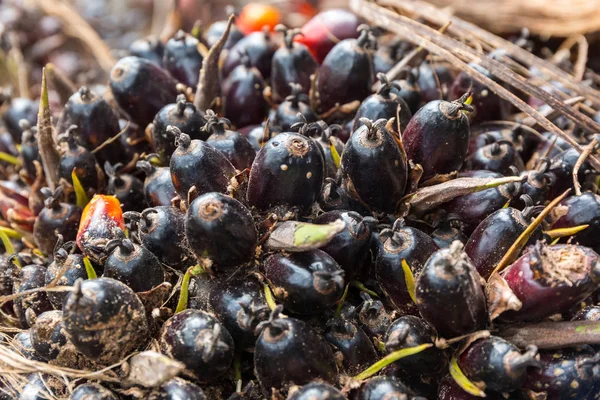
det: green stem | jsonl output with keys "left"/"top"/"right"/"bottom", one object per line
{"left": 449, "top": 356, "right": 486, "bottom": 397}
{"left": 350, "top": 281, "right": 378, "bottom": 297}
{"left": 72, "top": 169, "right": 90, "bottom": 208}
{"left": 334, "top": 284, "right": 350, "bottom": 318}
{"left": 353, "top": 343, "right": 433, "bottom": 381}
{"left": 83, "top": 257, "right": 97, "bottom": 279}
{"left": 0, "top": 227, "right": 22, "bottom": 239}
{"left": 263, "top": 283, "right": 277, "bottom": 311}
{"left": 175, "top": 265, "right": 206, "bottom": 314}
{"left": 0, "top": 152, "right": 21, "bottom": 166}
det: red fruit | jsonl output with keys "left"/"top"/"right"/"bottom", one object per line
{"left": 237, "top": 3, "right": 281, "bottom": 35}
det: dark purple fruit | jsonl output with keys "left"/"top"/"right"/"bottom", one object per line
{"left": 341, "top": 118, "right": 407, "bottom": 213}
{"left": 2, "top": 97, "right": 37, "bottom": 143}
{"left": 353, "top": 73, "right": 412, "bottom": 134}
{"left": 44, "top": 243, "right": 87, "bottom": 309}
{"left": 125, "top": 206, "right": 193, "bottom": 271}
{"left": 129, "top": 35, "right": 164, "bottom": 65}
{"left": 70, "top": 383, "right": 118, "bottom": 400}
{"left": 432, "top": 214, "right": 468, "bottom": 249}
{"left": 222, "top": 30, "right": 276, "bottom": 79}
{"left": 137, "top": 160, "right": 177, "bottom": 207}
{"left": 572, "top": 305, "right": 600, "bottom": 322}
{"left": 186, "top": 192, "right": 257, "bottom": 272}
{"left": 110, "top": 56, "right": 179, "bottom": 127}
{"left": 464, "top": 202, "right": 543, "bottom": 280}
{"left": 205, "top": 110, "right": 256, "bottom": 170}
{"left": 356, "top": 292, "right": 393, "bottom": 339}
{"left": 62, "top": 278, "right": 149, "bottom": 364}
{"left": 163, "top": 30, "right": 204, "bottom": 87}
{"left": 273, "top": 84, "right": 318, "bottom": 132}
{"left": 354, "top": 376, "right": 417, "bottom": 400}
{"left": 148, "top": 378, "right": 206, "bottom": 400}
{"left": 104, "top": 162, "right": 144, "bottom": 212}
{"left": 307, "top": 121, "right": 344, "bottom": 179}
{"left": 437, "top": 374, "right": 502, "bottom": 400}
{"left": 247, "top": 131, "right": 324, "bottom": 210}
{"left": 56, "top": 86, "right": 123, "bottom": 165}
{"left": 450, "top": 65, "right": 502, "bottom": 123}
{"left": 151, "top": 94, "right": 207, "bottom": 164}
{"left": 394, "top": 69, "right": 421, "bottom": 114}
{"left": 169, "top": 127, "right": 236, "bottom": 200}
{"left": 313, "top": 210, "right": 372, "bottom": 279}
{"left": 522, "top": 346, "right": 600, "bottom": 400}
{"left": 375, "top": 219, "right": 439, "bottom": 314}
{"left": 13, "top": 331, "right": 44, "bottom": 362}
{"left": 403, "top": 94, "right": 472, "bottom": 179}
{"left": 208, "top": 276, "right": 269, "bottom": 351}
{"left": 317, "top": 25, "right": 374, "bottom": 112}
{"left": 417, "top": 62, "right": 455, "bottom": 103}
{"left": 30, "top": 310, "right": 67, "bottom": 361}
{"left": 498, "top": 243, "right": 600, "bottom": 321}
{"left": 325, "top": 318, "right": 378, "bottom": 374}
{"left": 58, "top": 126, "right": 100, "bottom": 192}
{"left": 548, "top": 148, "right": 596, "bottom": 199}
{"left": 103, "top": 238, "right": 164, "bottom": 293}
{"left": 511, "top": 160, "right": 555, "bottom": 208}
{"left": 271, "top": 26, "right": 318, "bottom": 102}
{"left": 551, "top": 192, "right": 600, "bottom": 248}
{"left": 415, "top": 242, "right": 487, "bottom": 338}
{"left": 206, "top": 20, "right": 243, "bottom": 49}
{"left": 384, "top": 315, "right": 446, "bottom": 375}
{"left": 288, "top": 382, "right": 347, "bottom": 400}
{"left": 159, "top": 309, "right": 234, "bottom": 383}
{"left": 254, "top": 306, "right": 338, "bottom": 395}
{"left": 469, "top": 140, "right": 525, "bottom": 176}
{"left": 264, "top": 250, "right": 345, "bottom": 315}
{"left": 18, "top": 120, "right": 40, "bottom": 182}
{"left": 19, "top": 373, "right": 66, "bottom": 400}
{"left": 458, "top": 336, "right": 540, "bottom": 393}
{"left": 224, "top": 56, "right": 268, "bottom": 128}
{"left": 33, "top": 187, "right": 82, "bottom": 255}
{"left": 13, "top": 263, "right": 52, "bottom": 328}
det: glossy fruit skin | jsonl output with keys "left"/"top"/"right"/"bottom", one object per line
{"left": 224, "top": 62, "right": 268, "bottom": 128}
{"left": 325, "top": 318, "right": 378, "bottom": 374}
{"left": 208, "top": 276, "right": 269, "bottom": 351}
{"left": 159, "top": 309, "right": 234, "bottom": 383}
{"left": 129, "top": 35, "right": 164, "bottom": 65}
{"left": 551, "top": 192, "right": 600, "bottom": 248}
{"left": 163, "top": 31, "right": 204, "bottom": 87}
{"left": 384, "top": 316, "right": 446, "bottom": 376}
{"left": 186, "top": 192, "right": 257, "bottom": 271}
{"left": 137, "top": 161, "right": 177, "bottom": 207}
{"left": 469, "top": 141, "right": 525, "bottom": 176}
{"left": 45, "top": 252, "right": 86, "bottom": 309}
{"left": 130, "top": 206, "right": 192, "bottom": 271}
{"left": 70, "top": 383, "right": 118, "bottom": 400}
{"left": 499, "top": 243, "right": 600, "bottom": 321}
{"left": 394, "top": 70, "right": 421, "bottom": 114}
{"left": 13, "top": 331, "right": 44, "bottom": 362}
{"left": 437, "top": 374, "right": 502, "bottom": 400}
{"left": 247, "top": 131, "right": 324, "bottom": 210}
{"left": 356, "top": 293, "right": 393, "bottom": 339}
{"left": 271, "top": 32, "right": 318, "bottom": 102}
{"left": 62, "top": 278, "right": 149, "bottom": 365}
{"left": 58, "top": 131, "right": 100, "bottom": 192}
{"left": 30, "top": 310, "right": 67, "bottom": 361}
{"left": 416, "top": 242, "right": 487, "bottom": 338}
{"left": 222, "top": 31, "right": 276, "bottom": 79}
{"left": 110, "top": 56, "right": 179, "bottom": 127}
{"left": 56, "top": 87, "right": 124, "bottom": 165}
{"left": 450, "top": 66, "right": 502, "bottom": 123}
{"left": 465, "top": 207, "right": 542, "bottom": 280}
{"left": 403, "top": 98, "right": 471, "bottom": 179}
{"left": 20, "top": 373, "right": 66, "bottom": 400}
{"left": 353, "top": 74, "right": 412, "bottom": 134}
{"left": 288, "top": 382, "right": 347, "bottom": 400}
{"left": 169, "top": 132, "right": 236, "bottom": 200}
{"left": 205, "top": 116, "right": 257, "bottom": 170}
{"left": 237, "top": 3, "right": 281, "bottom": 34}
{"left": 295, "top": 9, "right": 361, "bottom": 63}
{"left": 254, "top": 313, "right": 338, "bottom": 395}
{"left": 317, "top": 28, "right": 374, "bottom": 112}
{"left": 151, "top": 95, "right": 207, "bottom": 164}
{"left": 354, "top": 376, "right": 414, "bottom": 400}
{"left": 375, "top": 222, "right": 439, "bottom": 314}
{"left": 548, "top": 148, "right": 596, "bottom": 199}
{"left": 13, "top": 264, "right": 53, "bottom": 328}
{"left": 273, "top": 92, "right": 318, "bottom": 132}
{"left": 76, "top": 195, "right": 125, "bottom": 264}
{"left": 33, "top": 197, "right": 81, "bottom": 256}
{"left": 341, "top": 120, "right": 407, "bottom": 213}
{"left": 521, "top": 346, "right": 600, "bottom": 400}
{"left": 206, "top": 20, "right": 244, "bottom": 49}
{"left": 417, "top": 63, "right": 455, "bottom": 104}
{"left": 103, "top": 239, "right": 164, "bottom": 293}
{"left": 2, "top": 97, "right": 37, "bottom": 143}
{"left": 313, "top": 210, "right": 372, "bottom": 279}
{"left": 444, "top": 171, "right": 518, "bottom": 235}
{"left": 105, "top": 165, "right": 144, "bottom": 212}
{"left": 432, "top": 217, "right": 468, "bottom": 249}
{"left": 148, "top": 378, "right": 206, "bottom": 400}
{"left": 265, "top": 250, "right": 345, "bottom": 314}
{"left": 511, "top": 165, "right": 555, "bottom": 208}
{"left": 18, "top": 125, "right": 39, "bottom": 181}
{"left": 459, "top": 336, "right": 540, "bottom": 393}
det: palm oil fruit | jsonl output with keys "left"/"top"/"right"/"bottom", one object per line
{"left": 70, "top": 383, "right": 118, "bottom": 400}
{"left": 450, "top": 64, "right": 502, "bottom": 123}
{"left": 273, "top": 84, "right": 318, "bottom": 132}
{"left": 13, "top": 261, "right": 52, "bottom": 328}
{"left": 325, "top": 318, "right": 378, "bottom": 375}
{"left": 403, "top": 93, "right": 473, "bottom": 179}
{"left": 148, "top": 378, "right": 207, "bottom": 400}
{"left": 288, "top": 383, "right": 347, "bottom": 400}
{"left": 222, "top": 29, "right": 276, "bottom": 80}
{"left": 264, "top": 250, "right": 345, "bottom": 315}
{"left": 551, "top": 192, "right": 600, "bottom": 249}
{"left": 2, "top": 97, "right": 37, "bottom": 143}
{"left": 354, "top": 376, "right": 417, "bottom": 400}
{"left": 247, "top": 130, "right": 324, "bottom": 210}
{"left": 271, "top": 25, "right": 318, "bottom": 102}
{"left": 254, "top": 306, "right": 338, "bottom": 395}
{"left": 30, "top": 310, "right": 67, "bottom": 361}
{"left": 204, "top": 110, "right": 257, "bottom": 170}
{"left": 57, "top": 125, "right": 100, "bottom": 193}
{"left": 468, "top": 140, "right": 525, "bottom": 176}
{"left": 162, "top": 30, "right": 204, "bottom": 87}
{"left": 137, "top": 160, "right": 177, "bottom": 207}
{"left": 62, "top": 278, "right": 149, "bottom": 365}
{"left": 317, "top": 24, "right": 374, "bottom": 112}
{"left": 159, "top": 309, "right": 234, "bottom": 383}
{"left": 415, "top": 241, "right": 487, "bottom": 338}
{"left": 185, "top": 192, "right": 257, "bottom": 272}
{"left": 44, "top": 242, "right": 87, "bottom": 309}
{"left": 341, "top": 118, "right": 407, "bottom": 214}
{"left": 128, "top": 35, "right": 164, "bottom": 65}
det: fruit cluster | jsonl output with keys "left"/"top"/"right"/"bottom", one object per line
{"left": 0, "top": 3, "right": 600, "bottom": 400}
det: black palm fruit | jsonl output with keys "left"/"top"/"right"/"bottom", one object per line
{"left": 224, "top": 54, "right": 268, "bottom": 128}
{"left": 204, "top": 110, "right": 256, "bottom": 170}
{"left": 163, "top": 30, "right": 204, "bottom": 87}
